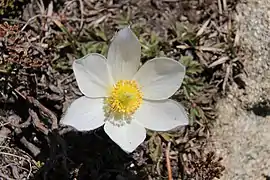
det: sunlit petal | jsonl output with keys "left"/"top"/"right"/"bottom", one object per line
{"left": 104, "top": 121, "right": 146, "bottom": 153}
{"left": 73, "top": 53, "right": 112, "bottom": 97}
{"left": 135, "top": 99, "right": 189, "bottom": 131}
{"left": 61, "top": 96, "right": 105, "bottom": 131}
{"left": 133, "top": 58, "right": 185, "bottom": 100}
{"left": 107, "top": 27, "right": 141, "bottom": 81}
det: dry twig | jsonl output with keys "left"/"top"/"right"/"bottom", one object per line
{"left": 222, "top": 64, "right": 231, "bottom": 91}
{"left": 166, "top": 142, "right": 172, "bottom": 180}
{"left": 27, "top": 96, "right": 58, "bottom": 130}
{"left": 0, "top": 172, "right": 15, "bottom": 180}
{"left": 196, "top": 18, "right": 211, "bottom": 37}
{"left": 0, "top": 150, "right": 32, "bottom": 179}
{"left": 29, "top": 109, "right": 49, "bottom": 135}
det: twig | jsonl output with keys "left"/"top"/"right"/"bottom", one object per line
{"left": 29, "top": 109, "right": 49, "bottom": 135}
{"left": 196, "top": 46, "right": 225, "bottom": 53}
{"left": 8, "top": 84, "right": 58, "bottom": 130}
{"left": 218, "top": 0, "right": 223, "bottom": 15}
{"left": 13, "top": 129, "right": 41, "bottom": 157}
{"left": 18, "top": 116, "right": 32, "bottom": 128}
{"left": 0, "top": 122, "right": 10, "bottom": 127}
{"left": 45, "top": 1, "right": 54, "bottom": 31}
{"left": 208, "top": 56, "right": 229, "bottom": 68}
{"left": 218, "top": 0, "right": 223, "bottom": 22}
{"left": 234, "top": 28, "right": 240, "bottom": 47}
{"left": 21, "top": 14, "right": 44, "bottom": 31}
{"left": 7, "top": 83, "right": 26, "bottom": 100}
{"left": 0, "top": 146, "right": 33, "bottom": 179}
{"left": 222, "top": 64, "right": 231, "bottom": 91}
{"left": 166, "top": 142, "right": 173, "bottom": 180}
{"left": 78, "top": 0, "right": 84, "bottom": 31}
{"left": 5, "top": 115, "right": 31, "bottom": 129}
{"left": 1, "top": 18, "right": 26, "bottom": 24}
{"left": 176, "top": 45, "right": 224, "bottom": 53}
{"left": 0, "top": 127, "right": 11, "bottom": 144}
{"left": 0, "top": 172, "right": 15, "bottom": 180}
{"left": 196, "top": 18, "right": 211, "bottom": 37}
{"left": 223, "top": 0, "right": 227, "bottom": 12}
{"left": 11, "top": 165, "right": 20, "bottom": 179}
{"left": 27, "top": 96, "right": 58, "bottom": 130}
{"left": 9, "top": 116, "right": 41, "bottom": 157}
{"left": 195, "top": 51, "right": 208, "bottom": 66}
{"left": 0, "top": 151, "right": 32, "bottom": 178}
{"left": 20, "top": 137, "right": 41, "bottom": 157}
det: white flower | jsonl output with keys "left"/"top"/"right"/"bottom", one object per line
{"left": 61, "top": 27, "right": 188, "bottom": 153}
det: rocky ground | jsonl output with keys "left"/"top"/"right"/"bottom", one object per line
{"left": 208, "top": 0, "right": 270, "bottom": 179}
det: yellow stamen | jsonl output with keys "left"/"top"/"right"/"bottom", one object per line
{"left": 104, "top": 80, "right": 143, "bottom": 123}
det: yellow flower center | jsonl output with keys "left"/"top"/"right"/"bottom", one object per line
{"left": 104, "top": 80, "right": 143, "bottom": 123}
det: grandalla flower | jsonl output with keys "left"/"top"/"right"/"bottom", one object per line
{"left": 61, "top": 27, "right": 188, "bottom": 153}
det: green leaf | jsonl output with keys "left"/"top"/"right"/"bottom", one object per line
{"left": 159, "top": 133, "right": 172, "bottom": 142}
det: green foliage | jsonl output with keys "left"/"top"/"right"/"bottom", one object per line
{"left": 58, "top": 24, "right": 109, "bottom": 56}
{"left": 115, "top": 10, "right": 132, "bottom": 28}
{"left": 148, "top": 132, "right": 162, "bottom": 163}
{"left": 54, "top": 24, "right": 109, "bottom": 70}
{"left": 79, "top": 27, "right": 109, "bottom": 56}
{"left": 181, "top": 56, "right": 204, "bottom": 99}
{"left": 170, "top": 22, "right": 197, "bottom": 45}
{"left": 189, "top": 105, "right": 205, "bottom": 126}
{"left": 80, "top": 42, "right": 108, "bottom": 57}
{"left": 140, "top": 32, "right": 162, "bottom": 59}
{"left": 35, "top": 161, "right": 44, "bottom": 168}
{"left": 147, "top": 131, "right": 180, "bottom": 164}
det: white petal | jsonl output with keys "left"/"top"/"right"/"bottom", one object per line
{"left": 104, "top": 121, "right": 146, "bottom": 153}
{"left": 73, "top": 53, "right": 112, "bottom": 98}
{"left": 133, "top": 58, "right": 185, "bottom": 100}
{"left": 60, "top": 96, "right": 105, "bottom": 131}
{"left": 134, "top": 99, "right": 189, "bottom": 131}
{"left": 107, "top": 27, "right": 141, "bottom": 81}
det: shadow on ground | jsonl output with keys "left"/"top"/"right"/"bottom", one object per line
{"left": 33, "top": 129, "right": 144, "bottom": 180}
{"left": 0, "top": 88, "right": 144, "bottom": 180}
{"left": 249, "top": 100, "right": 270, "bottom": 117}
